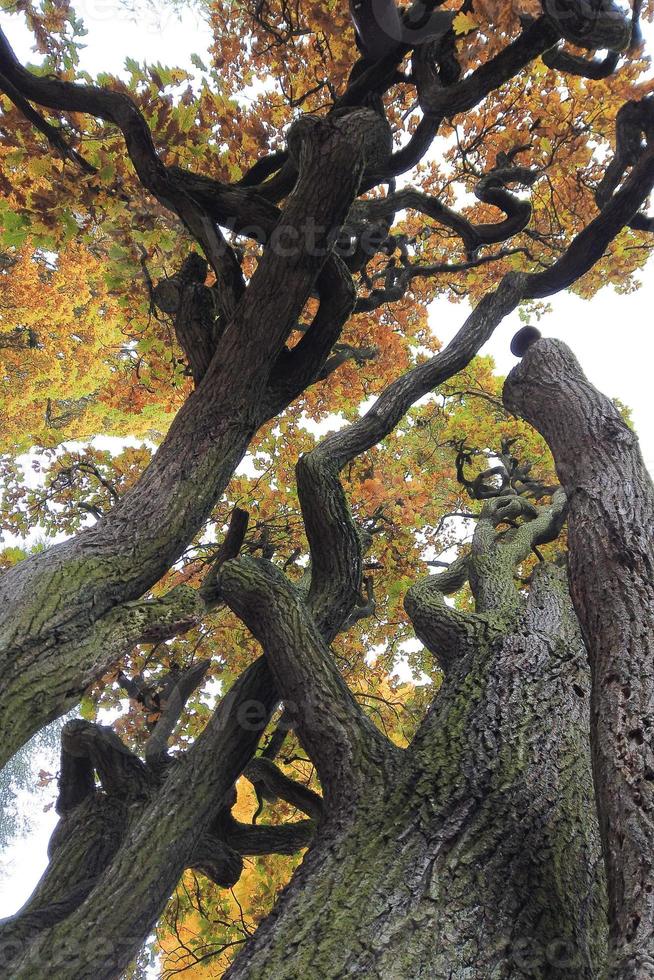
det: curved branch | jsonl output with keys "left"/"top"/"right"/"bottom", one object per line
{"left": 244, "top": 757, "right": 324, "bottom": 820}
{"left": 295, "top": 443, "right": 364, "bottom": 643}
{"left": 403, "top": 555, "right": 484, "bottom": 671}
{"left": 359, "top": 173, "right": 534, "bottom": 257}
{"left": 312, "top": 270, "right": 528, "bottom": 472}
{"left": 264, "top": 256, "right": 356, "bottom": 417}
{"left": 542, "top": 0, "right": 631, "bottom": 51}
{"left": 0, "top": 796, "right": 128, "bottom": 953}
{"left": 594, "top": 96, "right": 654, "bottom": 233}
{"left": 0, "top": 71, "right": 96, "bottom": 173}
{"left": 190, "top": 836, "right": 243, "bottom": 888}
{"left": 542, "top": 44, "right": 620, "bottom": 79}
{"left": 363, "top": 18, "right": 559, "bottom": 187}
{"left": 217, "top": 556, "right": 394, "bottom": 803}
{"left": 405, "top": 489, "right": 567, "bottom": 669}
{"left": 522, "top": 124, "right": 654, "bottom": 299}
{"left": 414, "top": 18, "right": 560, "bottom": 118}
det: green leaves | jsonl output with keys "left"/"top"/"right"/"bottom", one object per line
{"left": 0, "top": 206, "right": 31, "bottom": 248}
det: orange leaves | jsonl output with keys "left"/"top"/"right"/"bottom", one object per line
{"left": 360, "top": 476, "right": 387, "bottom": 509}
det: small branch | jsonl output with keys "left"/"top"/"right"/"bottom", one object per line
{"left": 316, "top": 343, "right": 379, "bottom": 381}
{"left": 340, "top": 576, "right": 376, "bottom": 632}
{"left": 404, "top": 555, "right": 485, "bottom": 672}
{"left": 200, "top": 508, "right": 250, "bottom": 606}
{"left": 0, "top": 70, "right": 97, "bottom": 173}
{"left": 144, "top": 659, "right": 212, "bottom": 767}
{"left": 413, "top": 18, "right": 560, "bottom": 118}
{"left": 237, "top": 150, "right": 289, "bottom": 187}
{"left": 244, "top": 757, "right": 323, "bottom": 820}
{"left": 264, "top": 257, "right": 356, "bottom": 416}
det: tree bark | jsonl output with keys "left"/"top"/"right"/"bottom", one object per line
{"left": 216, "top": 492, "right": 607, "bottom": 978}
{"left": 0, "top": 108, "right": 372, "bottom": 766}
{"left": 505, "top": 339, "right": 654, "bottom": 979}
{"left": 0, "top": 659, "right": 280, "bottom": 978}
{"left": 2, "top": 14, "right": 654, "bottom": 974}
{"left": 224, "top": 562, "right": 606, "bottom": 979}
{"left": 0, "top": 20, "right": 653, "bottom": 772}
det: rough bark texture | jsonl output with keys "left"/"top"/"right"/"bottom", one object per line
{"left": 1, "top": 9, "right": 653, "bottom": 769}
{"left": 1, "top": 2, "right": 654, "bottom": 975}
{"left": 224, "top": 564, "right": 605, "bottom": 979}
{"left": 0, "top": 106, "right": 372, "bottom": 765}
{"left": 218, "top": 489, "right": 607, "bottom": 978}
{"left": 505, "top": 340, "right": 654, "bottom": 979}
{"left": 0, "top": 659, "right": 281, "bottom": 978}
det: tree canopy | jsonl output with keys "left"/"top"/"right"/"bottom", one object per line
{"left": 1, "top": 0, "right": 654, "bottom": 976}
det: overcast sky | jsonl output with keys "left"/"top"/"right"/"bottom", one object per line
{"left": 0, "top": 0, "right": 653, "bottom": 921}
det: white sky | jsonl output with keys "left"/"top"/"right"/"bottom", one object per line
{"left": 1, "top": 0, "right": 653, "bottom": 925}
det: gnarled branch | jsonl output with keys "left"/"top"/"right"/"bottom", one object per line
{"left": 217, "top": 556, "right": 395, "bottom": 803}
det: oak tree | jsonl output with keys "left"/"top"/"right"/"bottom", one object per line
{"left": 1, "top": 0, "right": 654, "bottom": 976}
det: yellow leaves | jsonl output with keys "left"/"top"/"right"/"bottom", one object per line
{"left": 157, "top": 769, "right": 308, "bottom": 976}
{"left": 0, "top": 245, "right": 134, "bottom": 451}
{"left": 26, "top": 155, "right": 57, "bottom": 181}
{"left": 452, "top": 12, "right": 479, "bottom": 36}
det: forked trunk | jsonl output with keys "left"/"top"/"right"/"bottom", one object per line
{"left": 226, "top": 565, "right": 607, "bottom": 979}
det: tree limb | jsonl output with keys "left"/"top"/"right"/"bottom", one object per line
{"left": 244, "top": 757, "right": 323, "bottom": 820}
{"left": 217, "top": 556, "right": 394, "bottom": 804}
{"left": 5, "top": 658, "right": 277, "bottom": 980}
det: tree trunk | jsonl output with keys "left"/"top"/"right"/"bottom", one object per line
{"left": 0, "top": 108, "right": 371, "bottom": 767}
{"left": 505, "top": 338, "right": 654, "bottom": 978}
{"left": 226, "top": 563, "right": 607, "bottom": 979}
{"left": 1, "top": 438, "right": 610, "bottom": 979}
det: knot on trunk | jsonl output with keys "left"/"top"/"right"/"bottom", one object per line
{"left": 152, "top": 252, "right": 209, "bottom": 314}
{"left": 152, "top": 253, "right": 219, "bottom": 385}
{"left": 287, "top": 108, "right": 392, "bottom": 178}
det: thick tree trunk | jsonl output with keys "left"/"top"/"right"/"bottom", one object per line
{"left": 0, "top": 109, "right": 372, "bottom": 767}
{"left": 505, "top": 339, "right": 654, "bottom": 978}
{"left": 225, "top": 564, "right": 607, "bottom": 979}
